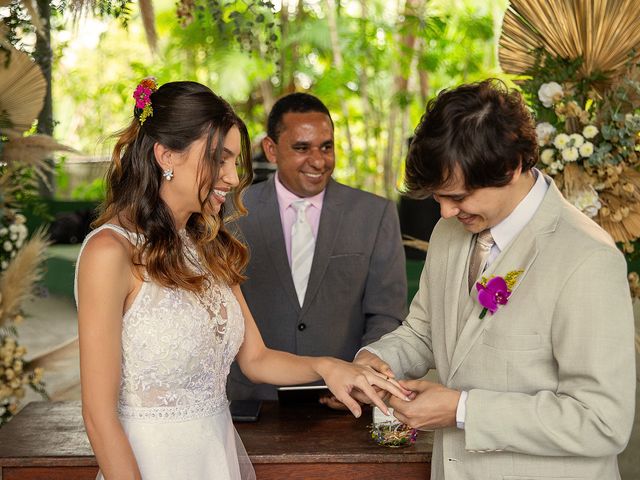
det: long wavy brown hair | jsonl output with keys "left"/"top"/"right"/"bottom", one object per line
{"left": 95, "top": 81, "right": 253, "bottom": 292}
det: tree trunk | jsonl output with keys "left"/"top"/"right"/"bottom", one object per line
{"left": 34, "top": 0, "right": 54, "bottom": 197}
{"left": 325, "top": 0, "right": 354, "bottom": 167}
{"left": 279, "top": 0, "right": 290, "bottom": 93}
{"left": 418, "top": 38, "right": 429, "bottom": 104}
{"left": 396, "top": 39, "right": 421, "bottom": 181}
{"left": 276, "top": 0, "right": 298, "bottom": 95}
{"left": 358, "top": 0, "right": 371, "bottom": 181}
{"left": 383, "top": 108, "right": 398, "bottom": 198}
{"left": 382, "top": 0, "right": 426, "bottom": 198}
{"left": 259, "top": 80, "right": 275, "bottom": 114}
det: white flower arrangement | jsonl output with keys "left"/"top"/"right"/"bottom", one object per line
{"left": 0, "top": 214, "right": 28, "bottom": 272}
{"left": 535, "top": 122, "right": 556, "bottom": 146}
{"left": 582, "top": 125, "right": 599, "bottom": 139}
{"left": 0, "top": 334, "right": 45, "bottom": 425}
{"left": 579, "top": 142, "right": 594, "bottom": 158}
{"left": 568, "top": 133, "right": 584, "bottom": 148}
{"left": 526, "top": 74, "right": 640, "bottom": 236}
{"left": 566, "top": 184, "right": 603, "bottom": 218}
{"left": 548, "top": 160, "right": 564, "bottom": 175}
{"left": 540, "top": 148, "right": 555, "bottom": 165}
{"left": 553, "top": 133, "right": 570, "bottom": 149}
{"left": 562, "top": 147, "right": 579, "bottom": 162}
{"left": 538, "top": 81, "right": 564, "bottom": 108}
{"left": 537, "top": 124, "right": 597, "bottom": 174}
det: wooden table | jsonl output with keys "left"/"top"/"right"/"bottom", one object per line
{"left": 0, "top": 401, "right": 432, "bottom": 480}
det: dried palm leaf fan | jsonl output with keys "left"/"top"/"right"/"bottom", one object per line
{"left": 596, "top": 166, "right": 640, "bottom": 243}
{"left": 1, "top": 134, "right": 75, "bottom": 190}
{"left": 499, "top": 0, "right": 640, "bottom": 90}
{"left": 402, "top": 235, "right": 429, "bottom": 253}
{"left": 0, "top": 48, "right": 46, "bottom": 135}
{"left": 0, "top": 26, "right": 8, "bottom": 50}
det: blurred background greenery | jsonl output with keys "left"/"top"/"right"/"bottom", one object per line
{"left": 4, "top": 0, "right": 508, "bottom": 201}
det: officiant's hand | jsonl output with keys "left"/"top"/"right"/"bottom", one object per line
{"left": 318, "top": 393, "right": 351, "bottom": 411}
{"left": 389, "top": 379, "right": 460, "bottom": 430}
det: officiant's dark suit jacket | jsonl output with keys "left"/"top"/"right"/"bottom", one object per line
{"left": 227, "top": 176, "right": 407, "bottom": 400}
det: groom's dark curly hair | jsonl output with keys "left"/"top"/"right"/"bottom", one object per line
{"left": 404, "top": 78, "right": 538, "bottom": 198}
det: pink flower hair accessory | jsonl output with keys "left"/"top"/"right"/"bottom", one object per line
{"left": 133, "top": 77, "right": 158, "bottom": 125}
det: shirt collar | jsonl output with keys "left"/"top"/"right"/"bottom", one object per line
{"left": 274, "top": 171, "right": 326, "bottom": 210}
{"left": 490, "top": 168, "right": 549, "bottom": 252}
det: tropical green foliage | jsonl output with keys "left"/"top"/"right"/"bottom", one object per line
{"left": 52, "top": 0, "right": 508, "bottom": 199}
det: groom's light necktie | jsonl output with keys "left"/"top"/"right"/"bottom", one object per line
{"left": 291, "top": 200, "right": 315, "bottom": 306}
{"left": 468, "top": 229, "right": 495, "bottom": 292}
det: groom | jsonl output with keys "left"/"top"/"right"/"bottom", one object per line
{"left": 356, "top": 79, "right": 636, "bottom": 479}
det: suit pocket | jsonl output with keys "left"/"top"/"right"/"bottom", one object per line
{"left": 481, "top": 331, "right": 553, "bottom": 394}
{"left": 482, "top": 331, "right": 541, "bottom": 351}
{"left": 329, "top": 252, "right": 364, "bottom": 259}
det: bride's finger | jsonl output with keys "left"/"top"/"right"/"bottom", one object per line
{"left": 354, "top": 379, "right": 392, "bottom": 415}
{"left": 367, "top": 374, "right": 412, "bottom": 402}
{"left": 333, "top": 391, "right": 363, "bottom": 418}
{"left": 365, "top": 368, "right": 412, "bottom": 396}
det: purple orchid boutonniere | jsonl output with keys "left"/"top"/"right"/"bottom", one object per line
{"left": 476, "top": 270, "right": 524, "bottom": 319}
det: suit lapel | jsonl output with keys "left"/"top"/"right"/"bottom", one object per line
{"left": 256, "top": 178, "right": 301, "bottom": 312}
{"left": 301, "top": 180, "right": 344, "bottom": 315}
{"left": 447, "top": 177, "right": 562, "bottom": 382}
{"left": 443, "top": 226, "right": 474, "bottom": 367}
{"left": 447, "top": 232, "right": 539, "bottom": 382}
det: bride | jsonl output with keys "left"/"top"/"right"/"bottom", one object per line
{"left": 75, "top": 79, "right": 408, "bottom": 480}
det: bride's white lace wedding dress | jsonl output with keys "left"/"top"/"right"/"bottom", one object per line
{"left": 75, "top": 224, "right": 255, "bottom": 480}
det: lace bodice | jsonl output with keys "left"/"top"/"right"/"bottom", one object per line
{"left": 75, "top": 224, "right": 245, "bottom": 422}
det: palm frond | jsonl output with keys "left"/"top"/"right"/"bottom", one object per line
{"left": 0, "top": 229, "right": 49, "bottom": 326}
{"left": 0, "top": 48, "right": 46, "bottom": 135}
{"left": 499, "top": 0, "right": 640, "bottom": 90}
{"left": 402, "top": 235, "right": 429, "bottom": 253}
{"left": 2, "top": 134, "right": 76, "bottom": 166}
{"left": 1, "top": 134, "right": 75, "bottom": 190}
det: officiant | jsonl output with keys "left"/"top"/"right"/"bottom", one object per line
{"left": 355, "top": 79, "right": 636, "bottom": 480}
{"left": 227, "top": 92, "right": 407, "bottom": 403}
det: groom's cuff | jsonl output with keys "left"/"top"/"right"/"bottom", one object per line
{"left": 456, "top": 390, "right": 469, "bottom": 429}
{"left": 354, "top": 346, "right": 384, "bottom": 361}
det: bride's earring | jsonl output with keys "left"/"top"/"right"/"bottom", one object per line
{"left": 163, "top": 168, "right": 174, "bottom": 181}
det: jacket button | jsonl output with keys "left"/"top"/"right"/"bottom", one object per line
{"left": 298, "top": 323, "right": 306, "bottom": 331}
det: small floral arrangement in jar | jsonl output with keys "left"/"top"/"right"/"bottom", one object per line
{"left": 370, "top": 421, "right": 418, "bottom": 447}
{"left": 369, "top": 406, "right": 418, "bottom": 447}
{"left": 0, "top": 213, "right": 28, "bottom": 271}
{"left": 0, "top": 333, "right": 47, "bottom": 426}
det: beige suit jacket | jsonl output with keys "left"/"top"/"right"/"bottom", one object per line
{"left": 369, "top": 181, "right": 636, "bottom": 480}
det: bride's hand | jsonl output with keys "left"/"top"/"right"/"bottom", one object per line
{"left": 315, "top": 357, "right": 412, "bottom": 418}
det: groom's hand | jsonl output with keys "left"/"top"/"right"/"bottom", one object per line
{"left": 353, "top": 350, "right": 395, "bottom": 379}
{"left": 389, "top": 379, "right": 460, "bottom": 430}
{"left": 349, "top": 350, "right": 397, "bottom": 404}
